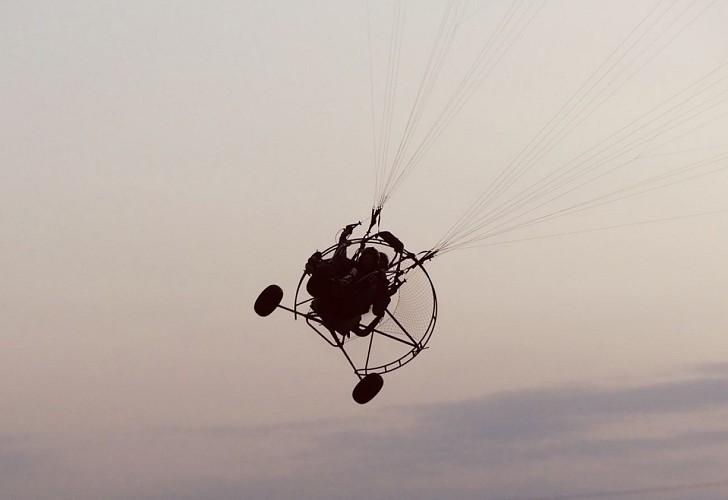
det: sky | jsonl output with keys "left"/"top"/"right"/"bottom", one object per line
{"left": 2, "top": 1, "right": 728, "bottom": 499}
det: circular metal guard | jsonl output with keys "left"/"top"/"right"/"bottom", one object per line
{"left": 294, "top": 234, "right": 437, "bottom": 376}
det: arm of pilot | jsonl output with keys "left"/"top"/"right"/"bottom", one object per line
{"left": 333, "top": 222, "right": 359, "bottom": 260}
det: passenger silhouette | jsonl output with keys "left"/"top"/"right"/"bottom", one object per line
{"left": 305, "top": 225, "right": 391, "bottom": 337}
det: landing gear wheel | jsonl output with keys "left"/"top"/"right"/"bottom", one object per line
{"left": 254, "top": 285, "right": 283, "bottom": 317}
{"left": 352, "top": 373, "right": 384, "bottom": 404}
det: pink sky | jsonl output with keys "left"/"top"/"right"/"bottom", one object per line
{"left": 3, "top": 1, "right": 728, "bottom": 498}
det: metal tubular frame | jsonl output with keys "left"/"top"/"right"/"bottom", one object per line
{"left": 278, "top": 233, "right": 437, "bottom": 378}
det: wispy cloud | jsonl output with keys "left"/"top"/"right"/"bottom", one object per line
{"left": 280, "top": 374, "right": 728, "bottom": 496}
{"left": 693, "top": 361, "right": 728, "bottom": 375}
{"left": 0, "top": 433, "right": 46, "bottom": 474}
{"left": 140, "top": 370, "right": 728, "bottom": 500}
{"left": 6, "top": 370, "right": 728, "bottom": 500}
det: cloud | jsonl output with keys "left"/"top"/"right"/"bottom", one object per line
{"left": 11, "top": 371, "right": 727, "bottom": 500}
{"left": 405, "top": 375, "right": 728, "bottom": 442}
{"left": 0, "top": 434, "right": 46, "bottom": 475}
{"left": 693, "top": 362, "right": 728, "bottom": 375}
{"left": 306, "top": 375, "right": 728, "bottom": 469}
{"left": 0, "top": 433, "right": 51, "bottom": 500}
{"left": 141, "top": 371, "right": 728, "bottom": 500}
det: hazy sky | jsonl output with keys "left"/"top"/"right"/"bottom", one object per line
{"left": 3, "top": 1, "right": 728, "bottom": 499}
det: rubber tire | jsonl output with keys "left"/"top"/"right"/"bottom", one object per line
{"left": 254, "top": 285, "right": 283, "bottom": 317}
{"left": 352, "top": 373, "right": 384, "bottom": 404}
